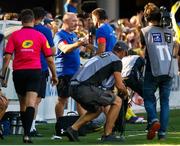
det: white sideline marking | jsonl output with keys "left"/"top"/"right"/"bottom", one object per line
{"left": 126, "top": 131, "right": 180, "bottom": 138}
{"left": 168, "top": 132, "right": 180, "bottom": 134}
{"left": 127, "top": 133, "right": 146, "bottom": 137}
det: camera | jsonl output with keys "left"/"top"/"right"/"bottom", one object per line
{"left": 160, "top": 6, "right": 172, "bottom": 28}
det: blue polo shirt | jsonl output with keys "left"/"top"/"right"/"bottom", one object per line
{"left": 64, "top": 3, "right": 77, "bottom": 13}
{"left": 96, "top": 23, "right": 117, "bottom": 52}
{"left": 34, "top": 24, "right": 54, "bottom": 71}
{"left": 54, "top": 29, "right": 80, "bottom": 77}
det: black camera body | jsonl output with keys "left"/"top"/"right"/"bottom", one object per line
{"left": 160, "top": 6, "right": 172, "bottom": 28}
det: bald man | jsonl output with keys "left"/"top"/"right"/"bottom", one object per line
{"left": 54, "top": 12, "right": 88, "bottom": 119}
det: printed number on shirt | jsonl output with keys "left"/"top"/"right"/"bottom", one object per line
{"left": 100, "top": 52, "right": 110, "bottom": 58}
{"left": 156, "top": 44, "right": 171, "bottom": 61}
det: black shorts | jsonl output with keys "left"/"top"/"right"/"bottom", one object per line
{"left": 69, "top": 84, "right": 115, "bottom": 113}
{"left": 13, "top": 69, "right": 41, "bottom": 97}
{"left": 57, "top": 75, "right": 73, "bottom": 97}
{"left": 38, "top": 70, "right": 49, "bottom": 98}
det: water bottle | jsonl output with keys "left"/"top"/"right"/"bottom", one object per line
{"left": 11, "top": 117, "right": 17, "bottom": 135}
{"left": 89, "top": 32, "right": 93, "bottom": 44}
{"left": 16, "top": 117, "right": 23, "bottom": 135}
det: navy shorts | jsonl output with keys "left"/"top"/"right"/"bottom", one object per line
{"left": 38, "top": 70, "right": 49, "bottom": 98}
{"left": 56, "top": 75, "right": 73, "bottom": 98}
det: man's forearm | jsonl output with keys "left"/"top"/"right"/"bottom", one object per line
{"left": 46, "top": 57, "right": 57, "bottom": 77}
{"left": 58, "top": 41, "right": 83, "bottom": 54}
{"left": 2, "top": 54, "right": 11, "bottom": 77}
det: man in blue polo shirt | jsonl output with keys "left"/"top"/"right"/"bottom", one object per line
{"left": 64, "top": 0, "right": 78, "bottom": 13}
{"left": 31, "top": 7, "right": 55, "bottom": 137}
{"left": 54, "top": 12, "right": 88, "bottom": 120}
{"left": 91, "top": 8, "right": 117, "bottom": 54}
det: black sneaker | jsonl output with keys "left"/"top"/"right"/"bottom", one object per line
{"left": 145, "top": 123, "right": 150, "bottom": 132}
{"left": 117, "top": 135, "right": 126, "bottom": 142}
{"left": 101, "top": 134, "right": 120, "bottom": 142}
{"left": 30, "top": 130, "right": 43, "bottom": 137}
{"left": 23, "top": 135, "right": 33, "bottom": 143}
{"left": 147, "top": 121, "right": 160, "bottom": 140}
{"left": 66, "top": 127, "right": 79, "bottom": 142}
{"left": 158, "top": 135, "right": 166, "bottom": 140}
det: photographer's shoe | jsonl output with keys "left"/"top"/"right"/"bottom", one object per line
{"left": 101, "top": 134, "right": 120, "bottom": 142}
{"left": 147, "top": 121, "right": 160, "bottom": 140}
{"left": 66, "top": 127, "right": 79, "bottom": 142}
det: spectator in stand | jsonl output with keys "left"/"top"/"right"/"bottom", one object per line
{"left": 45, "top": 11, "right": 53, "bottom": 19}
{"left": 10, "top": 13, "right": 19, "bottom": 20}
{"left": 64, "top": 0, "right": 79, "bottom": 13}
{"left": 1, "top": 9, "right": 58, "bottom": 143}
{"left": 3, "top": 13, "right": 11, "bottom": 20}
{"left": 126, "top": 28, "right": 141, "bottom": 50}
{"left": 2, "top": 12, "right": 19, "bottom": 20}
{"left": 74, "top": 17, "right": 89, "bottom": 57}
{"left": 51, "top": 18, "right": 62, "bottom": 36}
{"left": 77, "top": 13, "right": 91, "bottom": 31}
{"left": 91, "top": 8, "right": 117, "bottom": 54}
{"left": 130, "top": 11, "right": 144, "bottom": 29}
{"left": 44, "top": 18, "right": 54, "bottom": 30}
{"left": 74, "top": 18, "right": 88, "bottom": 38}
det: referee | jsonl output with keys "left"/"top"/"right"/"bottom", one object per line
{"left": 1, "top": 9, "right": 58, "bottom": 143}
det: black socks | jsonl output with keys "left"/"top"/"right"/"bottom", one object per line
{"left": 23, "top": 107, "right": 35, "bottom": 136}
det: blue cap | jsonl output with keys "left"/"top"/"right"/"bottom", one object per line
{"left": 113, "top": 40, "right": 129, "bottom": 51}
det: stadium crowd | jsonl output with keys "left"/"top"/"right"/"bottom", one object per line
{"left": 0, "top": 0, "right": 180, "bottom": 143}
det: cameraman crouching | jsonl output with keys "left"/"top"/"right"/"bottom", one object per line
{"left": 141, "top": 3, "right": 174, "bottom": 140}
{"left": 66, "top": 41, "right": 128, "bottom": 142}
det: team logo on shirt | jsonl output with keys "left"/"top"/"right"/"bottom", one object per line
{"left": 22, "top": 40, "right": 33, "bottom": 48}
{"left": 164, "top": 33, "right": 172, "bottom": 43}
{"left": 152, "top": 33, "right": 162, "bottom": 42}
{"left": 46, "top": 41, "right": 50, "bottom": 48}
